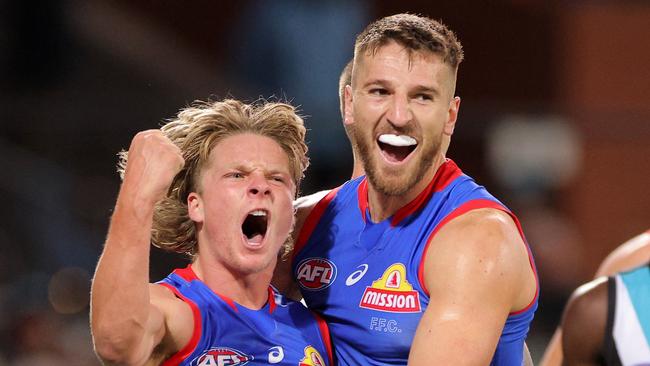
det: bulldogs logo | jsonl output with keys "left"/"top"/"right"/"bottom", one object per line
{"left": 296, "top": 258, "right": 337, "bottom": 290}
{"left": 299, "top": 345, "right": 326, "bottom": 366}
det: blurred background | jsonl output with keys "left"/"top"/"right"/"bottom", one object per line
{"left": 1, "top": 0, "right": 648, "bottom": 364}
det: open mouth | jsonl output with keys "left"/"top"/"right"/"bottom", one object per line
{"left": 377, "top": 134, "right": 417, "bottom": 163}
{"left": 242, "top": 209, "right": 269, "bottom": 244}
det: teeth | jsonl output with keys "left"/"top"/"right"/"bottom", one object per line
{"left": 378, "top": 134, "right": 417, "bottom": 147}
{"left": 250, "top": 210, "right": 267, "bottom": 217}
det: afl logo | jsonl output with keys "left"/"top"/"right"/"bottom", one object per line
{"left": 296, "top": 258, "right": 337, "bottom": 291}
{"left": 193, "top": 347, "right": 252, "bottom": 366}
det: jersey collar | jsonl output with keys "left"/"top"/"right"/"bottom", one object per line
{"left": 357, "top": 159, "right": 462, "bottom": 226}
{"left": 174, "top": 265, "right": 276, "bottom": 314}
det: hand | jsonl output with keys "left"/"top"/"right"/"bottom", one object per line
{"left": 122, "top": 130, "right": 185, "bottom": 205}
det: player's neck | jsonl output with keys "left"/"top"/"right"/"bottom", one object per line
{"left": 366, "top": 155, "right": 445, "bottom": 223}
{"left": 350, "top": 162, "right": 365, "bottom": 180}
{"left": 191, "top": 257, "right": 272, "bottom": 310}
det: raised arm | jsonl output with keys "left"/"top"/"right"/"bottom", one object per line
{"left": 90, "top": 130, "right": 190, "bottom": 365}
{"left": 409, "top": 209, "right": 537, "bottom": 365}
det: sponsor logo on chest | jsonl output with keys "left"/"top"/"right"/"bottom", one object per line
{"left": 359, "top": 263, "right": 421, "bottom": 313}
{"left": 299, "top": 345, "right": 326, "bottom": 366}
{"left": 296, "top": 257, "right": 337, "bottom": 290}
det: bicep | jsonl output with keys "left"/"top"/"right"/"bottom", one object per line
{"left": 409, "top": 211, "right": 527, "bottom": 365}
{"left": 144, "top": 284, "right": 194, "bottom": 364}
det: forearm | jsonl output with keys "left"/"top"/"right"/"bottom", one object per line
{"left": 91, "top": 192, "right": 157, "bottom": 362}
{"left": 540, "top": 329, "right": 563, "bottom": 366}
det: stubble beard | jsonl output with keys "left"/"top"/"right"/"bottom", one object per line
{"left": 351, "top": 124, "right": 439, "bottom": 197}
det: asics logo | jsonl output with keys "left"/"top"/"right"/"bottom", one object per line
{"left": 346, "top": 264, "right": 369, "bottom": 286}
{"left": 268, "top": 346, "right": 284, "bottom": 364}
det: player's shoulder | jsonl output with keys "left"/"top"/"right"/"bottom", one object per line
{"left": 425, "top": 207, "right": 530, "bottom": 287}
{"left": 425, "top": 208, "right": 527, "bottom": 281}
{"left": 561, "top": 276, "right": 609, "bottom": 362}
{"left": 294, "top": 189, "right": 331, "bottom": 213}
{"left": 435, "top": 207, "right": 522, "bottom": 252}
{"left": 149, "top": 283, "right": 194, "bottom": 316}
{"left": 293, "top": 177, "right": 364, "bottom": 221}
{"left": 567, "top": 276, "right": 609, "bottom": 309}
{"left": 596, "top": 230, "right": 650, "bottom": 277}
{"left": 149, "top": 283, "right": 196, "bottom": 357}
{"left": 293, "top": 189, "right": 333, "bottom": 232}
{"left": 564, "top": 276, "right": 608, "bottom": 323}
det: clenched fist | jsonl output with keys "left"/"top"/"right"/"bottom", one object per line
{"left": 121, "top": 130, "right": 185, "bottom": 206}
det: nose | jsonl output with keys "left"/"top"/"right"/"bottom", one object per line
{"left": 387, "top": 94, "right": 412, "bottom": 127}
{"left": 248, "top": 173, "right": 271, "bottom": 197}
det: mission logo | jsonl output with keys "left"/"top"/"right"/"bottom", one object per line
{"left": 359, "top": 263, "right": 421, "bottom": 313}
{"left": 296, "top": 257, "right": 337, "bottom": 290}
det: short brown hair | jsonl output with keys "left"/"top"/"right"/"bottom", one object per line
{"left": 118, "top": 99, "right": 309, "bottom": 256}
{"left": 354, "top": 13, "right": 463, "bottom": 70}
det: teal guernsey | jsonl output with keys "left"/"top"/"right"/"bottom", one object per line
{"left": 605, "top": 262, "right": 650, "bottom": 365}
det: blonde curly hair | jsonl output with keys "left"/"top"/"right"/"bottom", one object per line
{"left": 118, "top": 99, "right": 309, "bottom": 257}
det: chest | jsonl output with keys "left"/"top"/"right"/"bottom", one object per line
{"left": 293, "top": 212, "right": 437, "bottom": 363}
{"left": 182, "top": 292, "right": 328, "bottom": 366}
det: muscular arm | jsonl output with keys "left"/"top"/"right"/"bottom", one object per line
{"left": 90, "top": 131, "right": 190, "bottom": 365}
{"left": 408, "top": 209, "right": 537, "bottom": 365}
{"left": 561, "top": 277, "right": 608, "bottom": 366}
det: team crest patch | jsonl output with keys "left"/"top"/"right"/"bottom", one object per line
{"left": 299, "top": 345, "right": 326, "bottom": 366}
{"left": 296, "top": 257, "right": 337, "bottom": 290}
{"left": 359, "top": 263, "right": 421, "bottom": 313}
{"left": 193, "top": 347, "right": 252, "bottom": 366}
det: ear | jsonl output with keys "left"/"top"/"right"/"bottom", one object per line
{"left": 343, "top": 84, "right": 354, "bottom": 127}
{"left": 444, "top": 96, "right": 461, "bottom": 136}
{"left": 187, "top": 192, "right": 204, "bottom": 223}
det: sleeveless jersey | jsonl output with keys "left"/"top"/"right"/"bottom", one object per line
{"left": 605, "top": 262, "right": 650, "bottom": 365}
{"left": 292, "top": 159, "right": 538, "bottom": 365}
{"left": 158, "top": 265, "right": 333, "bottom": 366}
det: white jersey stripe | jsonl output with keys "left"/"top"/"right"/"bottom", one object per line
{"left": 614, "top": 274, "right": 650, "bottom": 365}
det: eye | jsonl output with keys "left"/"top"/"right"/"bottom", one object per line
{"left": 415, "top": 93, "right": 433, "bottom": 102}
{"left": 226, "top": 172, "right": 245, "bottom": 179}
{"left": 271, "top": 175, "right": 287, "bottom": 184}
{"left": 369, "top": 88, "right": 388, "bottom": 96}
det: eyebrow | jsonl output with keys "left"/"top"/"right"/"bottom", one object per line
{"left": 230, "top": 164, "right": 290, "bottom": 176}
{"left": 362, "top": 79, "right": 441, "bottom": 97}
{"left": 411, "top": 85, "right": 441, "bottom": 97}
{"left": 361, "top": 78, "right": 391, "bottom": 89}
{"left": 266, "top": 169, "right": 291, "bottom": 177}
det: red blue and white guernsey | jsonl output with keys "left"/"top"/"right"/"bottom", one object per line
{"left": 292, "top": 159, "right": 538, "bottom": 366}
{"left": 158, "top": 265, "right": 333, "bottom": 366}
